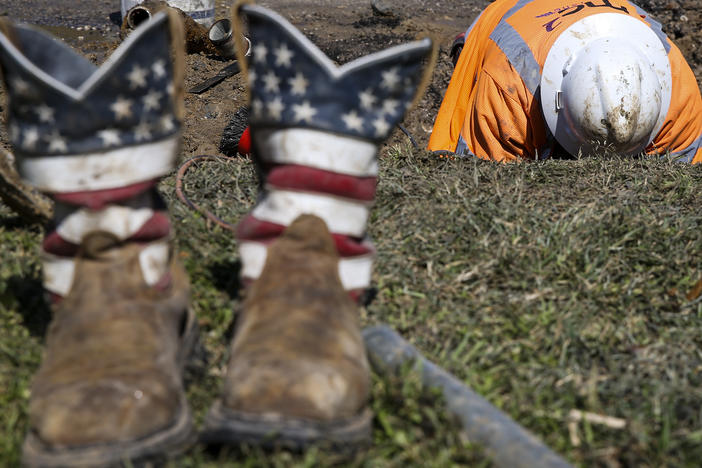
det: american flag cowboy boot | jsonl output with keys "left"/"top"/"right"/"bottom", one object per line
{"left": 202, "top": 4, "right": 434, "bottom": 449}
{"left": 0, "top": 12, "right": 198, "bottom": 467}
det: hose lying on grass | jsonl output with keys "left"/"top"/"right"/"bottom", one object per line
{"left": 363, "top": 325, "right": 573, "bottom": 468}
{"left": 177, "top": 153, "right": 573, "bottom": 466}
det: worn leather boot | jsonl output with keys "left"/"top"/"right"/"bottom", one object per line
{"left": 0, "top": 10, "right": 196, "bottom": 466}
{"left": 204, "top": 215, "right": 371, "bottom": 447}
{"left": 202, "top": 4, "right": 434, "bottom": 449}
{"left": 231, "top": 4, "right": 434, "bottom": 302}
{"left": 23, "top": 239, "right": 197, "bottom": 467}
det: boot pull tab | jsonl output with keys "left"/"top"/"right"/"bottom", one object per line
{"left": 79, "top": 231, "right": 122, "bottom": 259}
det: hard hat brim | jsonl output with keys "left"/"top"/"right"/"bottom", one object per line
{"left": 540, "top": 13, "right": 672, "bottom": 156}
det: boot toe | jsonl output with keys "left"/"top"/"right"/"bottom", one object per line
{"left": 224, "top": 357, "right": 365, "bottom": 421}
{"left": 31, "top": 376, "right": 178, "bottom": 447}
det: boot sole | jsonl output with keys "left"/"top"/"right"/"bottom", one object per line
{"left": 200, "top": 400, "right": 373, "bottom": 451}
{"left": 22, "top": 308, "right": 202, "bottom": 468}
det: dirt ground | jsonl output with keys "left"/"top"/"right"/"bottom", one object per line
{"left": 1, "top": 0, "right": 698, "bottom": 165}
{"left": 0, "top": 0, "right": 701, "bottom": 159}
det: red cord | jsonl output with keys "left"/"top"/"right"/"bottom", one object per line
{"left": 174, "top": 154, "right": 238, "bottom": 232}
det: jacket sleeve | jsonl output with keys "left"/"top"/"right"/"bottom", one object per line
{"left": 463, "top": 67, "right": 539, "bottom": 162}
{"left": 647, "top": 43, "right": 702, "bottom": 163}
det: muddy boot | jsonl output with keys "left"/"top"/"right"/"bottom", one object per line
{"left": 202, "top": 4, "right": 434, "bottom": 449}
{"left": 0, "top": 11, "right": 197, "bottom": 466}
{"left": 204, "top": 215, "right": 372, "bottom": 448}
{"left": 24, "top": 240, "right": 199, "bottom": 467}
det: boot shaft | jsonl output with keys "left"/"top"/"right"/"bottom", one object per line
{"left": 233, "top": 5, "right": 434, "bottom": 298}
{"left": 0, "top": 12, "right": 185, "bottom": 300}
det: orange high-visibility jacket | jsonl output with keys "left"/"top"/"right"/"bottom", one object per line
{"left": 428, "top": 0, "right": 702, "bottom": 163}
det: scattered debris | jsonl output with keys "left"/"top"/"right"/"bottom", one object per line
{"left": 121, "top": 0, "right": 215, "bottom": 27}
{"left": 208, "top": 18, "right": 251, "bottom": 60}
{"left": 188, "top": 61, "right": 240, "bottom": 94}
{"left": 219, "top": 106, "right": 249, "bottom": 156}
{"left": 371, "top": 0, "right": 397, "bottom": 17}
{"left": 567, "top": 410, "right": 626, "bottom": 447}
{"left": 0, "top": 148, "right": 53, "bottom": 225}
{"left": 567, "top": 410, "right": 626, "bottom": 429}
{"left": 686, "top": 277, "right": 702, "bottom": 301}
{"left": 121, "top": 0, "right": 218, "bottom": 55}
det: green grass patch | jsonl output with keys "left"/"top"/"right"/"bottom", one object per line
{"left": 1, "top": 148, "right": 701, "bottom": 466}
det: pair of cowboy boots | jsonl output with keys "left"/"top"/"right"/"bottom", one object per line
{"left": 0, "top": 3, "right": 432, "bottom": 466}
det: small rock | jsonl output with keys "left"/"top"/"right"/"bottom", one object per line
{"left": 371, "top": 0, "right": 396, "bottom": 17}
{"left": 191, "top": 58, "right": 204, "bottom": 71}
{"left": 203, "top": 103, "right": 219, "bottom": 119}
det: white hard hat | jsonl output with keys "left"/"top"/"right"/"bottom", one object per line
{"left": 540, "top": 13, "right": 672, "bottom": 157}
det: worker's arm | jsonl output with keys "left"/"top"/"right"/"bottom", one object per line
{"left": 648, "top": 43, "right": 702, "bottom": 163}
{"left": 463, "top": 66, "right": 544, "bottom": 162}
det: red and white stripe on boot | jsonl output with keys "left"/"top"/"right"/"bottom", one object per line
{"left": 233, "top": 5, "right": 434, "bottom": 301}
{"left": 0, "top": 11, "right": 184, "bottom": 303}
{"left": 41, "top": 180, "right": 174, "bottom": 303}
{"left": 236, "top": 128, "right": 378, "bottom": 301}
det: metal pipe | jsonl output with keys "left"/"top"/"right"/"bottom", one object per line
{"left": 122, "top": 0, "right": 215, "bottom": 27}
{"left": 208, "top": 18, "right": 251, "bottom": 60}
{"left": 362, "top": 325, "right": 573, "bottom": 468}
{"left": 126, "top": 5, "right": 152, "bottom": 30}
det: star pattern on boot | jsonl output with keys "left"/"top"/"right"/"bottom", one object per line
{"left": 127, "top": 64, "right": 149, "bottom": 89}
{"left": 0, "top": 13, "right": 181, "bottom": 157}
{"left": 142, "top": 90, "right": 163, "bottom": 111}
{"left": 10, "top": 76, "right": 32, "bottom": 96}
{"left": 47, "top": 131, "right": 68, "bottom": 153}
{"left": 134, "top": 120, "right": 152, "bottom": 141}
{"left": 36, "top": 104, "right": 55, "bottom": 123}
{"left": 22, "top": 126, "right": 40, "bottom": 150}
{"left": 268, "top": 97, "right": 285, "bottom": 120}
{"left": 152, "top": 59, "right": 167, "bottom": 78}
{"left": 242, "top": 5, "right": 432, "bottom": 142}
{"left": 342, "top": 110, "right": 364, "bottom": 132}
{"left": 288, "top": 72, "right": 308, "bottom": 96}
{"left": 111, "top": 96, "right": 134, "bottom": 120}
{"left": 99, "top": 129, "right": 122, "bottom": 147}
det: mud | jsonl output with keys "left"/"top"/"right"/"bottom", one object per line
{"left": 0, "top": 0, "right": 699, "bottom": 165}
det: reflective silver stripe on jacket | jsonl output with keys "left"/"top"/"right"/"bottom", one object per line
{"left": 488, "top": 1, "right": 672, "bottom": 97}
{"left": 488, "top": 0, "right": 540, "bottom": 95}
{"left": 631, "top": 3, "right": 671, "bottom": 53}
{"left": 455, "top": 135, "right": 477, "bottom": 157}
{"left": 667, "top": 134, "right": 702, "bottom": 163}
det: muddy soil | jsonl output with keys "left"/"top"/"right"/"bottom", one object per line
{"left": 0, "top": 0, "right": 700, "bottom": 162}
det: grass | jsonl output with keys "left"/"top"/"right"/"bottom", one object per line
{"left": 1, "top": 146, "right": 701, "bottom": 467}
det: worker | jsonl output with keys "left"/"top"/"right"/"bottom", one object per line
{"left": 428, "top": 0, "right": 702, "bottom": 163}
{"left": 0, "top": 3, "right": 433, "bottom": 465}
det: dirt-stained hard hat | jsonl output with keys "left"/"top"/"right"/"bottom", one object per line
{"left": 540, "top": 13, "right": 672, "bottom": 157}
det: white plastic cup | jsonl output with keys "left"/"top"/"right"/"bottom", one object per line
{"left": 120, "top": 0, "right": 215, "bottom": 28}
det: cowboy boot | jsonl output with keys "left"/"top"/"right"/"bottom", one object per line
{"left": 202, "top": 4, "right": 434, "bottom": 448}
{"left": 0, "top": 12, "right": 197, "bottom": 466}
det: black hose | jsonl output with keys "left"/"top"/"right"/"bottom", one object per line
{"left": 396, "top": 123, "right": 419, "bottom": 149}
{"left": 363, "top": 325, "right": 573, "bottom": 468}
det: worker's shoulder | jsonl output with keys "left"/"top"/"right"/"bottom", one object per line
{"left": 482, "top": 0, "right": 657, "bottom": 63}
